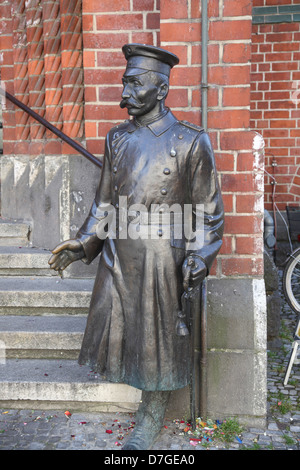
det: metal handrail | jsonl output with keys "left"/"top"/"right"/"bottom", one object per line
{"left": 0, "top": 87, "right": 103, "bottom": 169}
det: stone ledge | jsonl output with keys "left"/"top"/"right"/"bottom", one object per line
{"left": 0, "top": 359, "right": 141, "bottom": 412}
{"left": 0, "top": 277, "right": 93, "bottom": 315}
{"left": 0, "top": 315, "right": 86, "bottom": 359}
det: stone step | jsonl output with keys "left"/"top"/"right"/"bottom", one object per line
{"left": 0, "top": 315, "right": 86, "bottom": 359}
{"left": 0, "top": 359, "right": 140, "bottom": 413}
{"left": 0, "top": 277, "right": 93, "bottom": 315}
{"left": 0, "top": 219, "right": 31, "bottom": 246}
{"left": 0, "top": 246, "right": 55, "bottom": 276}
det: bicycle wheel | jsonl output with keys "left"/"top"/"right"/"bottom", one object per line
{"left": 283, "top": 247, "right": 300, "bottom": 314}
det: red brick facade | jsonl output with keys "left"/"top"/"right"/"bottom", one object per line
{"left": 0, "top": 0, "right": 263, "bottom": 278}
{"left": 0, "top": 0, "right": 84, "bottom": 156}
{"left": 251, "top": 0, "right": 300, "bottom": 211}
{"left": 82, "top": 0, "right": 160, "bottom": 156}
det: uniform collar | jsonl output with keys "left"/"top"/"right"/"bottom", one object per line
{"left": 127, "top": 109, "right": 177, "bottom": 136}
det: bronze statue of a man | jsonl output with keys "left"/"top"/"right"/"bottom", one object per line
{"left": 49, "top": 44, "right": 224, "bottom": 450}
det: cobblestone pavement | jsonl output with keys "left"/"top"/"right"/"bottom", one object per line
{"left": 0, "top": 272, "right": 299, "bottom": 452}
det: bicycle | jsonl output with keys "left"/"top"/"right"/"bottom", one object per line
{"left": 283, "top": 246, "right": 300, "bottom": 315}
{"left": 264, "top": 165, "right": 299, "bottom": 313}
{"left": 281, "top": 225, "right": 300, "bottom": 386}
{"left": 264, "top": 165, "right": 300, "bottom": 385}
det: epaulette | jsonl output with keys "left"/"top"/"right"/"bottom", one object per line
{"left": 109, "top": 119, "right": 136, "bottom": 138}
{"left": 179, "top": 120, "right": 204, "bottom": 133}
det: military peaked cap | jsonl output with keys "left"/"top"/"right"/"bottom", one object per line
{"left": 122, "top": 43, "right": 179, "bottom": 77}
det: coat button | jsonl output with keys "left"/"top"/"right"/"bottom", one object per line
{"left": 163, "top": 168, "right": 170, "bottom": 175}
{"left": 161, "top": 188, "right": 167, "bottom": 195}
{"left": 113, "top": 166, "right": 117, "bottom": 173}
{"left": 178, "top": 134, "right": 183, "bottom": 140}
{"left": 170, "top": 149, "right": 176, "bottom": 157}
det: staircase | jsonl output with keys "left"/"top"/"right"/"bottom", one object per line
{"left": 0, "top": 219, "right": 140, "bottom": 412}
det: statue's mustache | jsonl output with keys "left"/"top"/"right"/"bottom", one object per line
{"left": 120, "top": 99, "right": 144, "bottom": 109}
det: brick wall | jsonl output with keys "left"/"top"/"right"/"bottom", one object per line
{"left": 251, "top": 0, "right": 300, "bottom": 211}
{"left": 160, "top": 0, "right": 263, "bottom": 277}
{"left": 82, "top": 0, "right": 160, "bottom": 157}
{"left": 0, "top": 0, "right": 84, "bottom": 157}
{"left": 81, "top": 0, "right": 263, "bottom": 278}
{"left": 0, "top": 0, "right": 263, "bottom": 279}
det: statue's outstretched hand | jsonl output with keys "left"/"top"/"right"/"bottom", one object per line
{"left": 48, "top": 239, "right": 85, "bottom": 273}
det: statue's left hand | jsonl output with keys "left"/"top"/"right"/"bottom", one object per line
{"left": 182, "top": 255, "right": 207, "bottom": 292}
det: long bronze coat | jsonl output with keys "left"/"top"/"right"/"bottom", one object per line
{"left": 77, "top": 109, "right": 224, "bottom": 391}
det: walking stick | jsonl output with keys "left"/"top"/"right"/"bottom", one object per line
{"left": 188, "top": 280, "right": 207, "bottom": 430}
{"left": 181, "top": 259, "right": 208, "bottom": 431}
{"left": 199, "top": 279, "right": 207, "bottom": 419}
{"left": 0, "top": 87, "right": 102, "bottom": 169}
{"left": 189, "top": 285, "right": 198, "bottom": 431}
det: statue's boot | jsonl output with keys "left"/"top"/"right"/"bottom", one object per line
{"left": 122, "top": 390, "right": 170, "bottom": 450}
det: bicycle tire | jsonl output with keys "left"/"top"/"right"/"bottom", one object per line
{"left": 283, "top": 247, "right": 300, "bottom": 314}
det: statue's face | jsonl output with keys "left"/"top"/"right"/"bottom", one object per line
{"left": 120, "top": 71, "right": 165, "bottom": 118}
